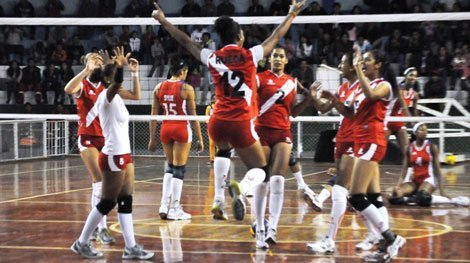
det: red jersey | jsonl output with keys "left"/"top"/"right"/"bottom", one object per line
{"left": 352, "top": 78, "right": 392, "bottom": 146}
{"left": 76, "top": 79, "right": 105, "bottom": 136}
{"left": 201, "top": 45, "right": 264, "bottom": 121}
{"left": 387, "top": 85, "right": 416, "bottom": 117}
{"left": 157, "top": 80, "right": 188, "bottom": 125}
{"left": 255, "top": 70, "right": 296, "bottom": 130}
{"left": 409, "top": 140, "right": 434, "bottom": 181}
{"left": 336, "top": 80, "right": 360, "bottom": 143}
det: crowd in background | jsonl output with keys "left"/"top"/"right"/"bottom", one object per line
{"left": 0, "top": 0, "right": 469, "bottom": 107}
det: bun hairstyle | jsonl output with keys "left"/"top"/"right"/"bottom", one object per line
{"left": 404, "top": 67, "right": 417, "bottom": 76}
{"left": 169, "top": 59, "right": 188, "bottom": 76}
{"left": 214, "top": 16, "right": 241, "bottom": 46}
{"left": 369, "top": 50, "right": 398, "bottom": 98}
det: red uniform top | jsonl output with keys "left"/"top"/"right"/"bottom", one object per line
{"left": 255, "top": 70, "right": 296, "bottom": 130}
{"left": 352, "top": 78, "right": 392, "bottom": 146}
{"left": 76, "top": 79, "right": 105, "bottom": 136}
{"left": 336, "top": 80, "right": 360, "bottom": 143}
{"left": 409, "top": 140, "right": 434, "bottom": 181}
{"left": 387, "top": 85, "right": 416, "bottom": 117}
{"left": 201, "top": 45, "right": 264, "bottom": 121}
{"left": 157, "top": 80, "right": 188, "bottom": 125}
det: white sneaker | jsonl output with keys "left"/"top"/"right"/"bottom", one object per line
{"left": 167, "top": 206, "right": 191, "bottom": 220}
{"left": 265, "top": 228, "right": 277, "bottom": 245}
{"left": 211, "top": 199, "right": 228, "bottom": 220}
{"left": 386, "top": 235, "right": 406, "bottom": 260}
{"left": 356, "top": 232, "right": 380, "bottom": 251}
{"left": 307, "top": 237, "right": 335, "bottom": 254}
{"left": 256, "top": 230, "right": 269, "bottom": 250}
{"left": 159, "top": 204, "right": 169, "bottom": 219}
{"left": 452, "top": 196, "right": 470, "bottom": 206}
{"left": 304, "top": 190, "right": 322, "bottom": 212}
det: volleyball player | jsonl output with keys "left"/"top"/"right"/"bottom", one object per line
{"left": 307, "top": 52, "right": 361, "bottom": 254}
{"left": 64, "top": 52, "right": 115, "bottom": 245}
{"left": 148, "top": 59, "right": 204, "bottom": 220}
{"left": 253, "top": 47, "right": 316, "bottom": 247}
{"left": 152, "top": 0, "right": 306, "bottom": 249}
{"left": 346, "top": 49, "right": 406, "bottom": 262}
{"left": 71, "top": 46, "right": 154, "bottom": 260}
{"left": 388, "top": 123, "right": 469, "bottom": 207}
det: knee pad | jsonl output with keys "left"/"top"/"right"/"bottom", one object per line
{"left": 269, "top": 175, "right": 285, "bottom": 194}
{"left": 216, "top": 149, "right": 232, "bottom": 158}
{"left": 262, "top": 165, "right": 270, "bottom": 183}
{"left": 288, "top": 151, "right": 297, "bottom": 166}
{"left": 367, "top": 193, "right": 384, "bottom": 208}
{"left": 165, "top": 164, "right": 174, "bottom": 174}
{"left": 173, "top": 165, "right": 185, "bottom": 180}
{"left": 416, "top": 190, "right": 432, "bottom": 207}
{"left": 348, "top": 194, "right": 370, "bottom": 212}
{"left": 117, "top": 195, "right": 133, "bottom": 213}
{"left": 96, "top": 199, "right": 116, "bottom": 215}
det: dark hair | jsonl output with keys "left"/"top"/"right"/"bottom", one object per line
{"left": 344, "top": 51, "right": 353, "bottom": 67}
{"left": 214, "top": 16, "right": 241, "bottom": 46}
{"left": 368, "top": 50, "right": 398, "bottom": 98}
{"left": 170, "top": 59, "right": 188, "bottom": 76}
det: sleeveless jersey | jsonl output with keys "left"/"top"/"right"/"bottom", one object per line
{"left": 76, "top": 79, "right": 105, "bottom": 136}
{"left": 255, "top": 70, "right": 296, "bottom": 130}
{"left": 336, "top": 80, "right": 360, "bottom": 142}
{"left": 201, "top": 45, "right": 264, "bottom": 121}
{"left": 157, "top": 80, "right": 188, "bottom": 126}
{"left": 387, "top": 84, "right": 416, "bottom": 117}
{"left": 409, "top": 140, "right": 434, "bottom": 180}
{"left": 352, "top": 78, "right": 392, "bottom": 146}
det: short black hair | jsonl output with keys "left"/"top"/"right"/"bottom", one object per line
{"left": 214, "top": 16, "right": 241, "bottom": 46}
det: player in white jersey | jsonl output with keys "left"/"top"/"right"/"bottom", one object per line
{"left": 71, "top": 47, "right": 154, "bottom": 260}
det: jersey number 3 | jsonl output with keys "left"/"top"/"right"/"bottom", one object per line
{"left": 221, "top": 71, "right": 245, "bottom": 97}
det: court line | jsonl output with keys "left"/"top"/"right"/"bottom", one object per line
{"left": 0, "top": 187, "right": 90, "bottom": 204}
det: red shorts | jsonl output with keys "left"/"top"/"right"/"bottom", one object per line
{"left": 78, "top": 135, "right": 105, "bottom": 152}
{"left": 160, "top": 123, "right": 192, "bottom": 144}
{"left": 354, "top": 143, "right": 387, "bottom": 162}
{"left": 208, "top": 118, "right": 258, "bottom": 148}
{"left": 99, "top": 153, "right": 133, "bottom": 172}
{"left": 255, "top": 126, "right": 293, "bottom": 148}
{"left": 334, "top": 141, "right": 355, "bottom": 160}
{"left": 386, "top": 121, "right": 406, "bottom": 133}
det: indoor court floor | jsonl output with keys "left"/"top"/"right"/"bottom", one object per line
{"left": 0, "top": 156, "right": 469, "bottom": 262}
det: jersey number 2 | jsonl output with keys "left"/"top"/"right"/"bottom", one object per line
{"left": 221, "top": 71, "right": 245, "bottom": 97}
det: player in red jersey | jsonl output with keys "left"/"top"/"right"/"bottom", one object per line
{"left": 388, "top": 123, "right": 469, "bottom": 207}
{"left": 152, "top": 0, "right": 306, "bottom": 249}
{"left": 148, "top": 59, "right": 204, "bottom": 221}
{"left": 64, "top": 52, "right": 115, "bottom": 244}
{"left": 252, "top": 47, "right": 316, "bottom": 247}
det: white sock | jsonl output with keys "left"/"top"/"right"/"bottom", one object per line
{"left": 360, "top": 204, "right": 388, "bottom": 233}
{"left": 360, "top": 212, "right": 381, "bottom": 237}
{"left": 318, "top": 188, "right": 331, "bottom": 203}
{"left": 326, "top": 185, "right": 348, "bottom": 240}
{"left": 432, "top": 195, "right": 451, "bottom": 204}
{"left": 78, "top": 207, "right": 104, "bottom": 244}
{"left": 118, "top": 213, "right": 136, "bottom": 248}
{"left": 240, "top": 168, "right": 266, "bottom": 195}
{"left": 254, "top": 182, "right": 268, "bottom": 232}
{"left": 268, "top": 176, "right": 284, "bottom": 230}
{"left": 377, "top": 206, "right": 390, "bottom": 230}
{"left": 171, "top": 178, "right": 183, "bottom": 208}
{"left": 293, "top": 171, "right": 305, "bottom": 189}
{"left": 161, "top": 173, "right": 173, "bottom": 206}
{"left": 92, "top": 182, "right": 107, "bottom": 231}
{"left": 214, "top": 157, "right": 230, "bottom": 202}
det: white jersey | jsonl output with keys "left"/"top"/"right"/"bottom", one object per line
{"left": 89, "top": 90, "right": 131, "bottom": 155}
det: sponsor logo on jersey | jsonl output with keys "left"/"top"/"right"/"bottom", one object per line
{"left": 340, "top": 91, "right": 346, "bottom": 97}
{"left": 412, "top": 151, "right": 418, "bottom": 155}
{"left": 164, "top": 95, "right": 174, "bottom": 101}
{"left": 88, "top": 90, "right": 96, "bottom": 96}
{"left": 267, "top": 79, "right": 275, "bottom": 85}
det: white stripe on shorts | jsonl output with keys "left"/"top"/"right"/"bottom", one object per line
{"left": 108, "top": 155, "right": 121, "bottom": 172}
{"left": 359, "top": 143, "right": 378, "bottom": 161}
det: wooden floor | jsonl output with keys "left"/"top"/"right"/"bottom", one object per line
{"left": 0, "top": 156, "right": 469, "bottom": 262}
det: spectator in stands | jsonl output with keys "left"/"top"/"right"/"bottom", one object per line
{"left": 433, "top": 46, "right": 452, "bottom": 85}
{"left": 148, "top": 37, "right": 165, "bottom": 78}
{"left": 20, "top": 58, "right": 42, "bottom": 104}
{"left": 98, "top": 0, "right": 116, "bottom": 17}
{"left": 385, "top": 28, "right": 408, "bottom": 73}
{"left": 6, "top": 60, "right": 21, "bottom": 104}
{"left": 318, "top": 31, "right": 336, "bottom": 65}
{"left": 406, "top": 31, "right": 423, "bottom": 70}
{"left": 296, "top": 34, "right": 313, "bottom": 64}
{"left": 23, "top": 102, "right": 33, "bottom": 113}
{"left": 420, "top": 47, "right": 434, "bottom": 76}
{"left": 52, "top": 103, "right": 69, "bottom": 114}
{"left": 51, "top": 44, "right": 67, "bottom": 66}
{"left": 353, "top": 34, "right": 372, "bottom": 54}
{"left": 270, "top": 0, "right": 289, "bottom": 15}
{"left": 47, "top": 26, "right": 68, "bottom": 46}
{"left": 190, "top": 25, "right": 209, "bottom": 46}
{"left": 67, "top": 35, "right": 85, "bottom": 65}
{"left": 451, "top": 48, "right": 466, "bottom": 90}
{"left": 5, "top": 26, "right": 25, "bottom": 64}
{"left": 125, "top": 0, "right": 143, "bottom": 17}
{"left": 188, "top": 67, "right": 201, "bottom": 92}
{"left": 42, "top": 63, "right": 61, "bottom": 104}
{"left": 77, "top": 0, "right": 98, "bottom": 38}
{"left": 335, "top": 32, "right": 353, "bottom": 65}
{"left": 59, "top": 61, "right": 74, "bottom": 104}
{"left": 201, "top": 0, "right": 217, "bottom": 17}
{"left": 201, "top": 32, "right": 216, "bottom": 50}
{"left": 29, "top": 41, "right": 47, "bottom": 66}
{"left": 363, "top": 0, "right": 389, "bottom": 14}
{"left": 129, "top": 31, "right": 142, "bottom": 61}
{"left": 14, "top": 0, "right": 35, "bottom": 38}
{"left": 119, "top": 25, "right": 131, "bottom": 52}
{"left": 217, "top": 0, "right": 235, "bottom": 16}
{"left": 299, "top": 1, "right": 326, "bottom": 16}
{"left": 330, "top": 2, "right": 342, "bottom": 15}
{"left": 247, "top": 0, "right": 265, "bottom": 16}
{"left": 291, "top": 59, "right": 314, "bottom": 90}
{"left": 46, "top": 0, "right": 65, "bottom": 17}
{"left": 181, "top": 0, "right": 201, "bottom": 17}
{"left": 104, "top": 28, "right": 119, "bottom": 51}
{"left": 141, "top": 25, "right": 157, "bottom": 64}
{"left": 424, "top": 70, "right": 446, "bottom": 111}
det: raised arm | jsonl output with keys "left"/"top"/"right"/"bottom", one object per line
{"left": 261, "top": 0, "right": 306, "bottom": 57}
{"left": 321, "top": 90, "right": 355, "bottom": 118}
{"left": 152, "top": 3, "right": 202, "bottom": 62}
{"left": 118, "top": 58, "right": 141, "bottom": 100}
{"left": 106, "top": 47, "right": 130, "bottom": 103}
{"left": 148, "top": 83, "right": 162, "bottom": 152}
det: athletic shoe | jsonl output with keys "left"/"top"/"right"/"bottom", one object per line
{"left": 122, "top": 244, "right": 155, "bottom": 260}
{"left": 452, "top": 196, "right": 470, "bottom": 206}
{"left": 228, "top": 180, "right": 246, "bottom": 220}
{"left": 307, "top": 237, "right": 335, "bottom": 254}
{"left": 159, "top": 204, "right": 169, "bottom": 220}
{"left": 304, "top": 190, "right": 322, "bottom": 212}
{"left": 256, "top": 230, "right": 269, "bottom": 250}
{"left": 385, "top": 235, "right": 406, "bottom": 260}
{"left": 356, "top": 232, "right": 380, "bottom": 251}
{"left": 265, "top": 228, "right": 277, "bottom": 245}
{"left": 97, "top": 228, "right": 115, "bottom": 245}
{"left": 362, "top": 251, "right": 388, "bottom": 263}
{"left": 90, "top": 227, "right": 98, "bottom": 241}
{"left": 71, "top": 240, "right": 103, "bottom": 259}
{"left": 211, "top": 200, "right": 228, "bottom": 220}
{"left": 167, "top": 206, "right": 191, "bottom": 220}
